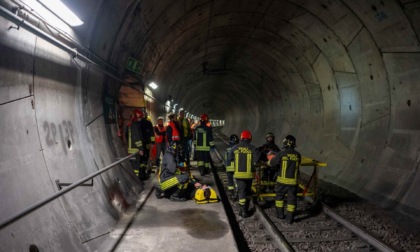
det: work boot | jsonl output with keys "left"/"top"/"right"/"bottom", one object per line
{"left": 155, "top": 186, "right": 164, "bottom": 199}
{"left": 199, "top": 166, "right": 205, "bottom": 176}
{"left": 228, "top": 189, "right": 235, "bottom": 199}
{"left": 276, "top": 207, "right": 285, "bottom": 219}
{"left": 239, "top": 204, "right": 248, "bottom": 218}
{"left": 286, "top": 211, "right": 295, "bottom": 224}
{"left": 170, "top": 189, "right": 186, "bottom": 202}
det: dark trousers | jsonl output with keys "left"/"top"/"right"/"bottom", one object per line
{"left": 155, "top": 142, "right": 165, "bottom": 166}
{"left": 196, "top": 150, "right": 210, "bottom": 169}
{"left": 274, "top": 183, "right": 297, "bottom": 212}
{"left": 182, "top": 139, "right": 191, "bottom": 165}
{"left": 236, "top": 179, "right": 253, "bottom": 205}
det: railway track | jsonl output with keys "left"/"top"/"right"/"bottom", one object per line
{"left": 212, "top": 132, "right": 398, "bottom": 252}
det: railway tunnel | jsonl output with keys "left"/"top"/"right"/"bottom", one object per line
{"left": 0, "top": 0, "right": 419, "bottom": 250}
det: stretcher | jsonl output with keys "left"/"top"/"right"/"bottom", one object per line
{"left": 252, "top": 156, "right": 327, "bottom": 204}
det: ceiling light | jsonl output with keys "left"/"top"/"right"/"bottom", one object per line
{"left": 38, "top": 0, "right": 83, "bottom": 27}
{"left": 149, "top": 82, "right": 158, "bottom": 89}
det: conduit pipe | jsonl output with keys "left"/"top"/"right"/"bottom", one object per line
{"left": 0, "top": 5, "right": 158, "bottom": 101}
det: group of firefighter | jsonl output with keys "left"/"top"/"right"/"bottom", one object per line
{"left": 128, "top": 108, "right": 301, "bottom": 224}
{"left": 128, "top": 108, "right": 215, "bottom": 202}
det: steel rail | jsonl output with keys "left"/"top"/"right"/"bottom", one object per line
{"left": 322, "top": 203, "right": 397, "bottom": 252}
{"left": 213, "top": 132, "right": 295, "bottom": 251}
{"left": 0, "top": 153, "right": 137, "bottom": 230}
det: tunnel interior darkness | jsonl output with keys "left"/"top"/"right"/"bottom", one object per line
{"left": 0, "top": 0, "right": 420, "bottom": 251}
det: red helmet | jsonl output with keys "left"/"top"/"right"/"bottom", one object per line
{"left": 133, "top": 109, "right": 144, "bottom": 118}
{"left": 200, "top": 113, "right": 208, "bottom": 121}
{"left": 240, "top": 130, "right": 252, "bottom": 141}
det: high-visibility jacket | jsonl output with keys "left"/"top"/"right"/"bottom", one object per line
{"left": 154, "top": 124, "right": 166, "bottom": 143}
{"left": 268, "top": 148, "right": 301, "bottom": 185}
{"left": 179, "top": 117, "right": 192, "bottom": 139}
{"left": 227, "top": 140, "right": 259, "bottom": 179}
{"left": 225, "top": 143, "right": 236, "bottom": 172}
{"left": 166, "top": 121, "right": 181, "bottom": 142}
{"left": 194, "top": 122, "right": 214, "bottom": 151}
{"left": 128, "top": 121, "right": 144, "bottom": 154}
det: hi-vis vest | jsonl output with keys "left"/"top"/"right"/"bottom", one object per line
{"left": 194, "top": 125, "right": 214, "bottom": 151}
{"left": 154, "top": 125, "right": 166, "bottom": 143}
{"left": 268, "top": 149, "right": 301, "bottom": 185}
{"left": 168, "top": 121, "right": 180, "bottom": 141}
{"left": 229, "top": 141, "right": 258, "bottom": 179}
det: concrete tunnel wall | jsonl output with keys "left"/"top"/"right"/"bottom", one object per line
{"left": 0, "top": 0, "right": 420, "bottom": 251}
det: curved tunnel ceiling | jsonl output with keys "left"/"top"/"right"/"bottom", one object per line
{"left": 101, "top": 0, "right": 420, "bottom": 216}
{"left": 119, "top": 1, "right": 359, "bottom": 119}
{"left": 0, "top": 0, "right": 420, "bottom": 249}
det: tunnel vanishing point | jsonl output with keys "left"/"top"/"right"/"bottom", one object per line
{"left": 0, "top": 0, "right": 419, "bottom": 251}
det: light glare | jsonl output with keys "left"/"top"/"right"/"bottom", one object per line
{"left": 149, "top": 82, "right": 158, "bottom": 89}
{"left": 38, "top": 0, "right": 83, "bottom": 27}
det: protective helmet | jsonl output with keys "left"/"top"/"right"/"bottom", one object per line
{"left": 133, "top": 109, "right": 144, "bottom": 118}
{"left": 168, "top": 112, "right": 175, "bottom": 119}
{"left": 283, "top": 135, "right": 296, "bottom": 148}
{"left": 240, "top": 130, "right": 252, "bottom": 141}
{"left": 266, "top": 132, "right": 275, "bottom": 139}
{"left": 200, "top": 113, "right": 208, "bottom": 122}
{"left": 229, "top": 134, "right": 239, "bottom": 144}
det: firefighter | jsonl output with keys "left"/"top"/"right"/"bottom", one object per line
{"left": 155, "top": 143, "right": 202, "bottom": 201}
{"left": 130, "top": 109, "right": 154, "bottom": 180}
{"left": 154, "top": 117, "right": 166, "bottom": 167}
{"left": 267, "top": 135, "right": 301, "bottom": 223}
{"left": 227, "top": 130, "right": 260, "bottom": 218}
{"left": 257, "top": 132, "right": 281, "bottom": 190}
{"left": 225, "top": 134, "right": 239, "bottom": 199}
{"left": 194, "top": 113, "right": 215, "bottom": 176}
{"left": 178, "top": 109, "right": 193, "bottom": 167}
{"left": 127, "top": 109, "right": 146, "bottom": 180}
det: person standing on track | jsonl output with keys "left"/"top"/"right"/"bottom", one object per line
{"left": 227, "top": 130, "right": 260, "bottom": 218}
{"left": 225, "top": 134, "right": 239, "bottom": 199}
{"left": 193, "top": 113, "right": 215, "bottom": 176}
{"left": 267, "top": 135, "right": 301, "bottom": 223}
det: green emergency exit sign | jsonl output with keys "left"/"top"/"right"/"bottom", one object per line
{"left": 126, "top": 57, "right": 142, "bottom": 74}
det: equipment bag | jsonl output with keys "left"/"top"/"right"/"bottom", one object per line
{"left": 193, "top": 187, "right": 219, "bottom": 204}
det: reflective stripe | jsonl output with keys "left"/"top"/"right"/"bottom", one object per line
{"left": 226, "top": 162, "right": 235, "bottom": 172}
{"left": 233, "top": 172, "right": 254, "bottom": 179}
{"left": 161, "top": 177, "right": 180, "bottom": 190}
{"left": 275, "top": 201, "right": 284, "bottom": 208}
{"left": 276, "top": 176, "right": 297, "bottom": 185}
{"left": 196, "top": 146, "right": 210, "bottom": 151}
{"left": 135, "top": 141, "right": 142, "bottom": 147}
{"left": 287, "top": 204, "right": 296, "bottom": 212}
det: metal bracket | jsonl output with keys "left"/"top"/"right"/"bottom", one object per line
{"left": 55, "top": 178, "right": 93, "bottom": 191}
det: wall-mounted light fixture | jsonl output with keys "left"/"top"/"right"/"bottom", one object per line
{"left": 37, "top": 0, "right": 83, "bottom": 27}
{"left": 149, "top": 82, "right": 158, "bottom": 90}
